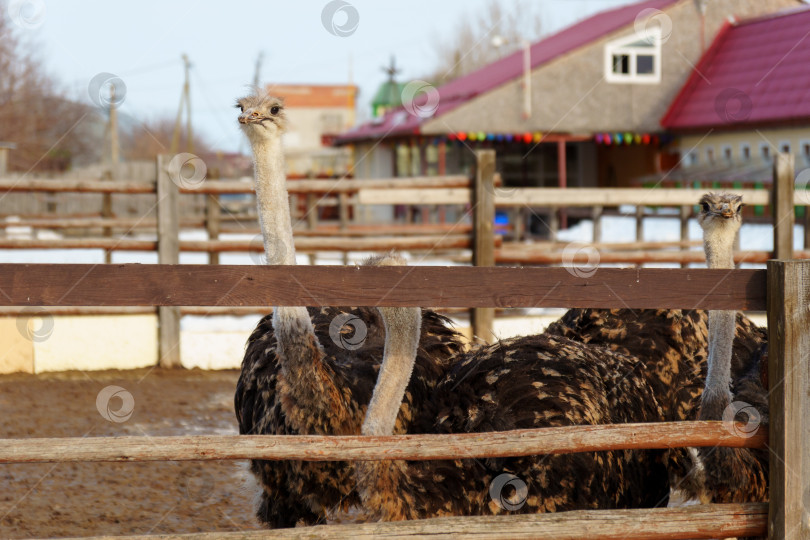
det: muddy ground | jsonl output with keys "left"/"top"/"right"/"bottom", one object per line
{"left": 0, "top": 368, "right": 268, "bottom": 538}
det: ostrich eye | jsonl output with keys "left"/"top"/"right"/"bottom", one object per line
{"left": 270, "top": 106, "right": 280, "bottom": 115}
{"left": 737, "top": 203, "right": 745, "bottom": 212}
{"left": 235, "top": 104, "right": 244, "bottom": 112}
{"left": 701, "top": 202, "right": 710, "bottom": 212}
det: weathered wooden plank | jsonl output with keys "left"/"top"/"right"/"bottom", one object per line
{"left": 358, "top": 187, "right": 779, "bottom": 207}
{"left": 0, "top": 234, "right": 479, "bottom": 252}
{"left": 772, "top": 153, "right": 795, "bottom": 260}
{"left": 0, "top": 178, "right": 156, "bottom": 193}
{"left": 0, "top": 422, "right": 766, "bottom": 464}
{"left": 156, "top": 156, "right": 181, "bottom": 369}
{"left": 767, "top": 260, "right": 810, "bottom": 540}
{"left": 495, "top": 249, "right": 810, "bottom": 265}
{"left": 472, "top": 150, "right": 496, "bottom": 343}
{"left": 53, "top": 504, "right": 770, "bottom": 540}
{"left": 0, "top": 265, "right": 767, "bottom": 309}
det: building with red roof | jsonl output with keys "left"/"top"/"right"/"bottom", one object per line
{"left": 660, "top": 5, "right": 810, "bottom": 185}
{"left": 337, "top": 0, "right": 799, "bottom": 208}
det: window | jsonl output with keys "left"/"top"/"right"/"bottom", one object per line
{"left": 759, "top": 142, "right": 772, "bottom": 163}
{"left": 778, "top": 141, "right": 792, "bottom": 155}
{"left": 705, "top": 146, "right": 715, "bottom": 164}
{"left": 682, "top": 150, "right": 697, "bottom": 166}
{"left": 721, "top": 145, "right": 733, "bottom": 162}
{"left": 800, "top": 140, "right": 810, "bottom": 166}
{"left": 740, "top": 143, "right": 751, "bottom": 161}
{"left": 605, "top": 27, "right": 662, "bottom": 84}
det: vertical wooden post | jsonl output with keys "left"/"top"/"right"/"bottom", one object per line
{"left": 804, "top": 205, "right": 810, "bottom": 250}
{"left": 766, "top": 260, "right": 810, "bottom": 540}
{"left": 557, "top": 139, "right": 567, "bottom": 230}
{"left": 472, "top": 149, "right": 495, "bottom": 344}
{"left": 339, "top": 192, "right": 349, "bottom": 265}
{"left": 306, "top": 193, "right": 318, "bottom": 265}
{"left": 635, "top": 205, "right": 644, "bottom": 242}
{"left": 156, "top": 155, "right": 182, "bottom": 369}
{"left": 101, "top": 190, "right": 113, "bottom": 264}
{"left": 680, "top": 205, "right": 690, "bottom": 269}
{"left": 205, "top": 194, "right": 221, "bottom": 265}
{"left": 592, "top": 205, "right": 603, "bottom": 243}
{"left": 773, "top": 152, "right": 794, "bottom": 260}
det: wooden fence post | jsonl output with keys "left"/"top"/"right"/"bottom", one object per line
{"left": 472, "top": 149, "right": 495, "bottom": 344}
{"left": 205, "top": 194, "right": 220, "bottom": 265}
{"left": 339, "top": 192, "right": 349, "bottom": 265}
{"left": 773, "top": 152, "right": 794, "bottom": 260}
{"left": 156, "top": 155, "right": 182, "bottom": 369}
{"left": 680, "top": 205, "right": 690, "bottom": 269}
{"left": 592, "top": 205, "right": 603, "bottom": 244}
{"left": 766, "top": 260, "right": 810, "bottom": 540}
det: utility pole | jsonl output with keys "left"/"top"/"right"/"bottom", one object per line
{"left": 253, "top": 51, "right": 264, "bottom": 89}
{"left": 103, "top": 83, "right": 119, "bottom": 264}
{"left": 171, "top": 54, "right": 192, "bottom": 154}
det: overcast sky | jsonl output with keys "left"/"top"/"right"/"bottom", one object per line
{"left": 15, "top": 0, "right": 640, "bottom": 153}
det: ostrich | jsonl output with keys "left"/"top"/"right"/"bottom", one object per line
{"left": 694, "top": 193, "right": 768, "bottom": 504}
{"left": 233, "top": 91, "right": 466, "bottom": 527}
{"left": 355, "top": 300, "right": 672, "bottom": 520}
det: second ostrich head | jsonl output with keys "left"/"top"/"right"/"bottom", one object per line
{"left": 697, "top": 193, "right": 743, "bottom": 270}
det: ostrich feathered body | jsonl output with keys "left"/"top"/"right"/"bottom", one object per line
{"left": 357, "top": 332, "right": 671, "bottom": 520}
{"left": 545, "top": 307, "right": 769, "bottom": 503}
{"left": 234, "top": 306, "right": 465, "bottom": 527}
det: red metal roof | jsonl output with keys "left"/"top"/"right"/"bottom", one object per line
{"left": 662, "top": 6, "right": 810, "bottom": 130}
{"left": 338, "top": 0, "right": 682, "bottom": 143}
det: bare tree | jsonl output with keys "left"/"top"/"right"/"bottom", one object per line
{"left": 427, "top": 0, "right": 543, "bottom": 85}
{"left": 0, "top": 6, "right": 98, "bottom": 172}
{"left": 120, "top": 116, "right": 212, "bottom": 161}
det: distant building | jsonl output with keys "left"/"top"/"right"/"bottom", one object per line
{"left": 268, "top": 83, "right": 357, "bottom": 178}
{"left": 336, "top": 0, "right": 799, "bottom": 193}
{"left": 661, "top": 6, "right": 810, "bottom": 190}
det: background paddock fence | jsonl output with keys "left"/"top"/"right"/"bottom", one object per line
{"left": 0, "top": 261, "right": 806, "bottom": 539}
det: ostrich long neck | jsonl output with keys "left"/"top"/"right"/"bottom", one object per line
{"left": 356, "top": 305, "right": 422, "bottom": 519}
{"left": 251, "top": 135, "right": 352, "bottom": 432}
{"left": 362, "top": 307, "right": 422, "bottom": 436}
{"left": 702, "top": 224, "right": 737, "bottom": 417}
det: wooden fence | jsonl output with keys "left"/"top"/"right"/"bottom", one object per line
{"left": 0, "top": 151, "right": 808, "bottom": 355}
{"left": 0, "top": 261, "right": 806, "bottom": 539}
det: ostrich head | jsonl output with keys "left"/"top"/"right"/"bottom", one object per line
{"left": 697, "top": 192, "right": 743, "bottom": 238}
{"left": 236, "top": 91, "right": 288, "bottom": 143}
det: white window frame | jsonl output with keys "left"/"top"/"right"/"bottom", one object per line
{"left": 604, "top": 27, "right": 662, "bottom": 84}
{"left": 778, "top": 140, "right": 792, "bottom": 155}
{"left": 682, "top": 149, "right": 698, "bottom": 167}
{"left": 705, "top": 146, "right": 715, "bottom": 164}
{"left": 799, "top": 139, "right": 810, "bottom": 167}
{"left": 721, "top": 144, "right": 733, "bottom": 162}
{"left": 740, "top": 143, "right": 751, "bottom": 161}
{"left": 759, "top": 142, "right": 773, "bottom": 163}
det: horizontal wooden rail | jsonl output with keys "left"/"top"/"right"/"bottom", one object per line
{"left": 0, "top": 265, "right": 767, "bottom": 309}
{"left": 358, "top": 187, "right": 804, "bottom": 207}
{"left": 55, "top": 504, "right": 768, "bottom": 540}
{"left": 496, "top": 248, "right": 810, "bottom": 265}
{"left": 0, "top": 175, "right": 471, "bottom": 195}
{"left": 0, "top": 422, "right": 765, "bottom": 464}
{"left": 0, "top": 235, "right": 481, "bottom": 253}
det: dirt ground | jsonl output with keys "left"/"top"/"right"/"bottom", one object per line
{"left": 0, "top": 368, "right": 266, "bottom": 538}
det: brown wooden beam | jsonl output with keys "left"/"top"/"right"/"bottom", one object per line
{"left": 0, "top": 265, "right": 767, "bottom": 310}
